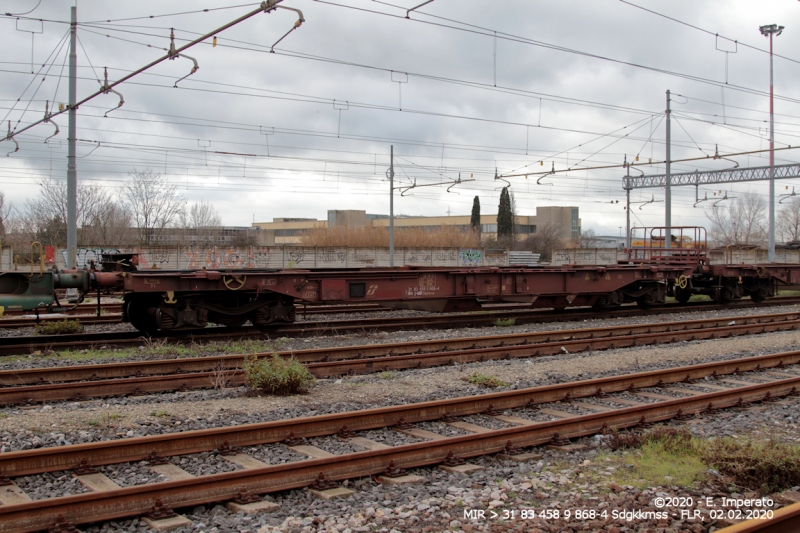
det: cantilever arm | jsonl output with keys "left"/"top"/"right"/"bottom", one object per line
{"left": 42, "top": 101, "right": 60, "bottom": 143}
{"left": 5, "top": 121, "right": 19, "bottom": 156}
{"left": 270, "top": 6, "right": 305, "bottom": 52}
{"left": 406, "top": 0, "right": 434, "bottom": 18}
{"left": 172, "top": 53, "right": 199, "bottom": 87}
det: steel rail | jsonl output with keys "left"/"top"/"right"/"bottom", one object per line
{"left": 1, "top": 311, "right": 798, "bottom": 405}
{"left": 3, "top": 309, "right": 797, "bottom": 385}
{"left": 716, "top": 501, "right": 800, "bottom": 532}
{"left": 0, "top": 304, "right": 394, "bottom": 329}
{"left": 0, "top": 375, "right": 797, "bottom": 532}
{"left": 0, "top": 350, "right": 797, "bottom": 479}
{"left": 2, "top": 297, "right": 799, "bottom": 356}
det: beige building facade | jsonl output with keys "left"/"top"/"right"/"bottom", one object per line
{"left": 253, "top": 206, "right": 580, "bottom": 245}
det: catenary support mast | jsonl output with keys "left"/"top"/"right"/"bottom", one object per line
{"left": 66, "top": 6, "right": 77, "bottom": 268}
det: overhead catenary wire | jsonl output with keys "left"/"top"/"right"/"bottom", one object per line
{"left": 314, "top": 0, "right": 800, "bottom": 106}
{"left": 1, "top": 0, "right": 300, "bottom": 145}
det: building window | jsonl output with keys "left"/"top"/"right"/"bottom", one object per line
{"left": 275, "top": 229, "right": 306, "bottom": 237}
{"left": 481, "top": 224, "right": 497, "bottom": 233}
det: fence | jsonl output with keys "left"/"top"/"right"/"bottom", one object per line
{"left": 0, "top": 246, "right": 510, "bottom": 271}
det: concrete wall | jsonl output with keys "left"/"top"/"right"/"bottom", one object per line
{"left": 1, "top": 246, "right": 510, "bottom": 271}
{"left": 551, "top": 248, "right": 624, "bottom": 266}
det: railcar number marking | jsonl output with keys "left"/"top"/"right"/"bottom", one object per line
{"left": 302, "top": 291, "right": 317, "bottom": 298}
{"left": 261, "top": 279, "right": 277, "bottom": 286}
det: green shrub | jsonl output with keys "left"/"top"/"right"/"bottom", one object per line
{"left": 35, "top": 319, "right": 84, "bottom": 335}
{"left": 465, "top": 372, "right": 508, "bottom": 388}
{"left": 242, "top": 353, "right": 315, "bottom": 395}
{"left": 493, "top": 318, "right": 516, "bottom": 327}
{"left": 703, "top": 438, "right": 800, "bottom": 493}
{"left": 609, "top": 426, "right": 694, "bottom": 452}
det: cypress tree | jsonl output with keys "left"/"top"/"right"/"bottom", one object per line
{"left": 470, "top": 196, "right": 481, "bottom": 233}
{"left": 497, "top": 187, "right": 513, "bottom": 239}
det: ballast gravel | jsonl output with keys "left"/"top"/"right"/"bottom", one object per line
{"left": 170, "top": 451, "right": 241, "bottom": 477}
{"left": 72, "top": 397, "right": 800, "bottom": 533}
{"left": 13, "top": 470, "right": 89, "bottom": 500}
{"left": 98, "top": 462, "right": 162, "bottom": 487}
{"left": 1, "top": 304, "right": 800, "bottom": 532}
{"left": 240, "top": 444, "right": 310, "bottom": 465}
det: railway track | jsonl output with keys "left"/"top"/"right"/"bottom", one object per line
{"left": 717, "top": 503, "right": 800, "bottom": 532}
{"left": 0, "top": 303, "right": 391, "bottom": 329}
{"left": 2, "top": 310, "right": 800, "bottom": 405}
{"left": 0, "top": 352, "right": 797, "bottom": 532}
{"left": 2, "top": 296, "right": 800, "bottom": 356}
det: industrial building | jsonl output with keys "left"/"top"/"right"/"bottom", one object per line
{"left": 252, "top": 206, "right": 580, "bottom": 245}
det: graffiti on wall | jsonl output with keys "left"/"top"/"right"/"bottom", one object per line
{"left": 182, "top": 247, "right": 274, "bottom": 269}
{"left": 406, "top": 250, "right": 432, "bottom": 264}
{"left": 459, "top": 249, "right": 483, "bottom": 266}
{"left": 317, "top": 249, "right": 347, "bottom": 266}
{"left": 60, "top": 248, "right": 121, "bottom": 267}
{"left": 433, "top": 249, "right": 457, "bottom": 263}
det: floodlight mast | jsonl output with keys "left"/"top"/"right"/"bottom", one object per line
{"left": 760, "top": 23, "right": 784, "bottom": 262}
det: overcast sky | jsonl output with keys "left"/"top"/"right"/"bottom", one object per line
{"left": 2, "top": 0, "right": 799, "bottom": 237}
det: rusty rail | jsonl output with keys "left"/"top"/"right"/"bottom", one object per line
{"left": 0, "top": 350, "right": 797, "bottom": 478}
{"left": 2, "top": 296, "right": 799, "bottom": 356}
{"left": 715, "top": 501, "right": 800, "bottom": 532}
{"left": 1, "top": 311, "right": 798, "bottom": 405}
{"left": 0, "top": 371, "right": 796, "bottom": 532}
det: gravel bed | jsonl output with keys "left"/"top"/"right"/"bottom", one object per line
{"left": 357, "top": 428, "right": 423, "bottom": 446}
{"left": 542, "top": 400, "right": 592, "bottom": 415}
{"left": 507, "top": 407, "right": 561, "bottom": 423}
{"left": 98, "top": 462, "right": 162, "bottom": 487}
{"left": 458, "top": 414, "right": 510, "bottom": 430}
{"left": 13, "top": 471, "right": 89, "bottom": 500}
{"left": 170, "top": 451, "right": 241, "bottom": 477}
{"left": 79, "top": 399, "right": 800, "bottom": 533}
{"left": 239, "top": 443, "right": 310, "bottom": 465}
{"left": 305, "top": 435, "right": 367, "bottom": 455}
{"left": 414, "top": 420, "right": 470, "bottom": 437}
{"left": 611, "top": 390, "right": 660, "bottom": 403}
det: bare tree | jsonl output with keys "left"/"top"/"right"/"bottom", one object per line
{"left": 777, "top": 196, "right": 800, "bottom": 243}
{"left": 519, "top": 222, "right": 563, "bottom": 260}
{"left": 0, "top": 192, "right": 11, "bottom": 236}
{"left": 705, "top": 192, "right": 767, "bottom": 246}
{"left": 17, "top": 180, "right": 111, "bottom": 247}
{"left": 80, "top": 202, "right": 133, "bottom": 246}
{"left": 122, "top": 169, "right": 185, "bottom": 245}
{"left": 181, "top": 200, "right": 222, "bottom": 228}
{"left": 579, "top": 227, "right": 601, "bottom": 248}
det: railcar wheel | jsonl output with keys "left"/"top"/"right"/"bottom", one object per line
{"left": 750, "top": 287, "right": 768, "bottom": 303}
{"left": 125, "top": 297, "right": 159, "bottom": 335}
{"left": 636, "top": 291, "right": 657, "bottom": 309}
{"left": 673, "top": 286, "right": 691, "bottom": 304}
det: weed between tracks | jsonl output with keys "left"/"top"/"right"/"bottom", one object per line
{"left": 595, "top": 426, "right": 800, "bottom": 493}
{"left": 464, "top": 372, "right": 508, "bottom": 388}
{"left": 22, "top": 338, "right": 292, "bottom": 363}
{"left": 242, "top": 353, "right": 315, "bottom": 395}
{"left": 34, "top": 319, "right": 84, "bottom": 335}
